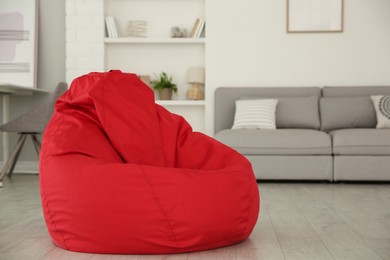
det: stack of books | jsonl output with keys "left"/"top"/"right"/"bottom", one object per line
{"left": 190, "top": 18, "right": 205, "bottom": 38}
{"left": 105, "top": 16, "right": 118, "bottom": 38}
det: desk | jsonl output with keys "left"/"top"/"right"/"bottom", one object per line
{"left": 0, "top": 84, "right": 49, "bottom": 185}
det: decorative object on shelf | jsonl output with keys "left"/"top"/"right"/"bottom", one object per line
{"left": 127, "top": 20, "right": 147, "bottom": 37}
{"left": 186, "top": 67, "right": 205, "bottom": 100}
{"left": 287, "top": 0, "right": 343, "bottom": 33}
{"left": 138, "top": 75, "right": 151, "bottom": 87}
{"left": 171, "top": 27, "right": 188, "bottom": 38}
{"left": 105, "top": 16, "right": 118, "bottom": 38}
{"left": 190, "top": 18, "right": 205, "bottom": 38}
{"left": 152, "top": 72, "right": 177, "bottom": 100}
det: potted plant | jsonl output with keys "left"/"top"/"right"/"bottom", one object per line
{"left": 152, "top": 72, "right": 178, "bottom": 100}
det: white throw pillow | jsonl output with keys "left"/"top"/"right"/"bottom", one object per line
{"left": 232, "top": 99, "right": 278, "bottom": 130}
{"left": 371, "top": 95, "right": 390, "bottom": 128}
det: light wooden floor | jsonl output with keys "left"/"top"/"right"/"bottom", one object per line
{"left": 0, "top": 175, "right": 390, "bottom": 260}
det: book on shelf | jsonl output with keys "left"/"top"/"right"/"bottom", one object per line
{"left": 190, "top": 18, "right": 200, "bottom": 38}
{"left": 105, "top": 16, "right": 118, "bottom": 38}
{"left": 196, "top": 18, "right": 205, "bottom": 38}
{"left": 190, "top": 18, "right": 205, "bottom": 38}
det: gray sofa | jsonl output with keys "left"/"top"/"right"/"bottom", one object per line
{"left": 215, "top": 86, "right": 390, "bottom": 181}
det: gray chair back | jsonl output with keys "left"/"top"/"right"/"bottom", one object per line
{"left": 0, "top": 82, "right": 68, "bottom": 133}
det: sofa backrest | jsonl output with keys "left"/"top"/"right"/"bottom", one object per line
{"left": 322, "top": 86, "right": 390, "bottom": 97}
{"left": 320, "top": 86, "right": 390, "bottom": 131}
{"left": 215, "top": 87, "right": 321, "bottom": 133}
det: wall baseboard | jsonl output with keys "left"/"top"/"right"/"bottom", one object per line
{"left": 0, "top": 161, "right": 39, "bottom": 174}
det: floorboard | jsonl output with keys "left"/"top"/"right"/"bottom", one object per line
{"left": 0, "top": 175, "right": 389, "bottom": 260}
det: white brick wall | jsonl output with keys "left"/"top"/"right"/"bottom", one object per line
{"left": 66, "top": 0, "right": 105, "bottom": 84}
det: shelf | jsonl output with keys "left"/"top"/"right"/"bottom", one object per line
{"left": 103, "top": 0, "right": 206, "bottom": 133}
{"left": 104, "top": 37, "right": 206, "bottom": 44}
{"left": 156, "top": 100, "right": 206, "bottom": 106}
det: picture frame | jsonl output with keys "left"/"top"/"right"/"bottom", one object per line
{"left": 0, "top": 0, "right": 38, "bottom": 87}
{"left": 287, "top": 0, "right": 344, "bottom": 33}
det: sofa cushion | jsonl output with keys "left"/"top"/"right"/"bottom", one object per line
{"left": 215, "top": 129, "right": 331, "bottom": 155}
{"left": 215, "top": 87, "right": 321, "bottom": 133}
{"left": 371, "top": 95, "right": 390, "bottom": 128}
{"left": 241, "top": 96, "right": 320, "bottom": 129}
{"left": 320, "top": 97, "right": 376, "bottom": 132}
{"left": 322, "top": 86, "right": 390, "bottom": 97}
{"left": 330, "top": 129, "right": 390, "bottom": 155}
{"left": 276, "top": 96, "right": 320, "bottom": 129}
{"left": 232, "top": 99, "right": 278, "bottom": 129}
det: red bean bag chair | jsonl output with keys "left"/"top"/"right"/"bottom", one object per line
{"left": 40, "top": 70, "right": 259, "bottom": 254}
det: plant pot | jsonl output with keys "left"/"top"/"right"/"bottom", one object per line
{"left": 159, "top": 89, "right": 173, "bottom": 100}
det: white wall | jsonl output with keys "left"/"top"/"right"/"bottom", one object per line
{"left": 205, "top": 0, "right": 390, "bottom": 134}
{"left": 65, "top": 0, "right": 104, "bottom": 83}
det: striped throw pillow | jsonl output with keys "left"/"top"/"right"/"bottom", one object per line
{"left": 232, "top": 99, "right": 278, "bottom": 129}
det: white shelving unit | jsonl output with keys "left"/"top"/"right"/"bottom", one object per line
{"left": 104, "top": 38, "right": 206, "bottom": 44}
{"left": 156, "top": 100, "right": 206, "bottom": 106}
{"left": 104, "top": 0, "right": 206, "bottom": 132}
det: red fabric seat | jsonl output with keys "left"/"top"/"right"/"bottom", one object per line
{"left": 40, "top": 71, "right": 259, "bottom": 254}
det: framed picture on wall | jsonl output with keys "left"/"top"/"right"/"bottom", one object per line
{"left": 287, "top": 0, "right": 344, "bottom": 33}
{"left": 0, "top": 0, "right": 38, "bottom": 88}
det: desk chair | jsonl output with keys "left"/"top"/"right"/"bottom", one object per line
{"left": 0, "top": 82, "right": 68, "bottom": 186}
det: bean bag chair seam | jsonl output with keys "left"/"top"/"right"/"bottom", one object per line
{"left": 245, "top": 164, "right": 259, "bottom": 236}
{"left": 139, "top": 164, "right": 181, "bottom": 248}
{"left": 40, "top": 172, "right": 69, "bottom": 250}
{"left": 43, "top": 109, "right": 65, "bottom": 139}
{"left": 94, "top": 73, "right": 167, "bottom": 167}
{"left": 40, "top": 112, "right": 69, "bottom": 250}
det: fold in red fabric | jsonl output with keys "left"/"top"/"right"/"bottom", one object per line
{"left": 40, "top": 71, "right": 260, "bottom": 254}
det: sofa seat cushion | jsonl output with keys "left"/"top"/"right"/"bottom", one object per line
{"left": 215, "top": 129, "right": 331, "bottom": 155}
{"left": 330, "top": 129, "right": 390, "bottom": 155}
